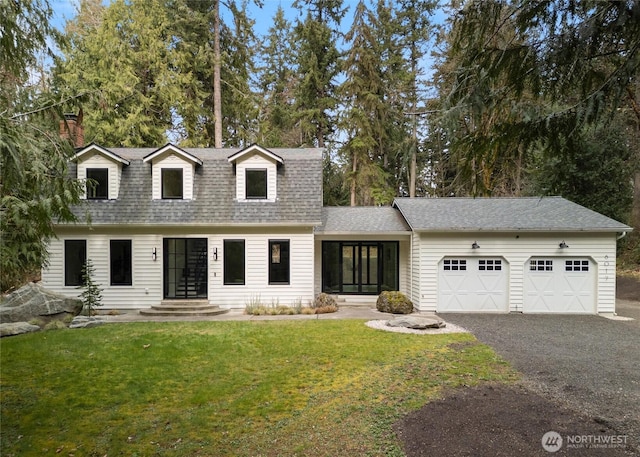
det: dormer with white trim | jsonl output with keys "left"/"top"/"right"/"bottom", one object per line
{"left": 73, "top": 144, "right": 130, "bottom": 200}
{"left": 143, "top": 144, "right": 203, "bottom": 200}
{"left": 227, "top": 144, "right": 284, "bottom": 202}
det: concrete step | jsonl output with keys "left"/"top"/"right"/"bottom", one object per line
{"left": 139, "top": 300, "right": 229, "bottom": 316}
{"left": 332, "top": 295, "right": 378, "bottom": 309}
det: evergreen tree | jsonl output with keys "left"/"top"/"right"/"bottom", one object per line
{"left": 1, "top": 0, "right": 83, "bottom": 291}
{"left": 78, "top": 259, "right": 103, "bottom": 315}
{"left": 440, "top": 0, "right": 640, "bottom": 197}
{"left": 55, "top": 0, "right": 181, "bottom": 146}
{"left": 339, "top": 0, "right": 390, "bottom": 205}
{"left": 395, "top": 0, "right": 437, "bottom": 197}
{"left": 256, "top": 6, "right": 300, "bottom": 147}
{"left": 220, "top": 0, "right": 259, "bottom": 147}
{"left": 292, "top": 0, "right": 345, "bottom": 147}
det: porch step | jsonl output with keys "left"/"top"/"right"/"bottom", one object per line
{"left": 332, "top": 295, "right": 378, "bottom": 309}
{"left": 139, "top": 300, "right": 229, "bottom": 316}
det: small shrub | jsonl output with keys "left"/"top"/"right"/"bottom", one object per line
{"left": 245, "top": 295, "right": 264, "bottom": 314}
{"left": 28, "top": 318, "right": 46, "bottom": 328}
{"left": 292, "top": 298, "right": 303, "bottom": 314}
{"left": 376, "top": 291, "right": 413, "bottom": 314}
{"left": 301, "top": 307, "right": 316, "bottom": 315}
{"left": 44, "top": 320, "right": 68, "bottom": 331}
{"left": 314, "top": 304, "right": 338, "bottom": 314}
{"left": 313, "top": 293, "right": 338, "bottom": 310}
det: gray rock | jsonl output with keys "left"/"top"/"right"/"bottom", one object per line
{"left": 0, "top": 322, "right": 41, "bottom": 337}
{"left": 69, "top": 316, "right": 106, "bottom": 329}
{"left": 0, "top": 283, "right": 83, "bottom": 323}
{"left": 387, "top": 315, "right": 446, "bottom": 329}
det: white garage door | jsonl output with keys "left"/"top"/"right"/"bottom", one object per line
{"left": 438, "top": 258, "right": 509, "bottom": 312}
{"left": 524, "top": 258, "right": 596, "bottom": 313}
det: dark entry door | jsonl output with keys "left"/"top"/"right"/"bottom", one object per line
{"left": 163, "top": 238, "right": 208, "bottom": 299}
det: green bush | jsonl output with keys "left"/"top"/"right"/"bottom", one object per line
{"left": 376, "top": 291, "right": 413, "bottom": 314}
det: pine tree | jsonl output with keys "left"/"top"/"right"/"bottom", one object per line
{"left": 292, "top": 0, "right": 345, "bottom": 148}
{"left": 1, "top": 0, "right": 83, "bottom": 291}
{"left": 55, "top": 0, "right": 181, "bottom": 146}
{"left": 78, "top": 259, "right": 103, "bottom": 315}
{"left": 256, "top": 6, "right": 300, "bottom": 147}
{"left": 339, "top": 0, "right": 389, "bottom": 205}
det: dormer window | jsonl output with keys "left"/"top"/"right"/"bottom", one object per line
{"left": 162, "top": 168, "right": 184, "bottom": 199}
{"left": 246, "top": 169, "right": 267, "bottom": 199}
{"left": 86, "top": 168, "right": 108, "bottom": 199}
{"left": 143, "top": 144, "right": 202, "bottom": 200}
{"left": 73, "top": 144, "right": 129, "bottom": 200}
{"left": 228, "top": 144, "right": 284, "bottom": 202}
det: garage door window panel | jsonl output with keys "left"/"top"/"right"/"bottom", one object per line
{"left": 443, "top": 259, "right": 466, "bottom": 271}
{"left": 479, "top": 260, "right": 502, "bottom": 271}
{"left": 530, "top": 259, "right": 553, "bottom": 271}
{"left": 566, "top": 260, "right": 589, "bottom": 272}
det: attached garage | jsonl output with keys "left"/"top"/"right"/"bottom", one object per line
{"left": 438, "top": 257, "right": 509, "bottom": 312}
{"left": 393, "top": 197, "right": 631, "bottom": 315}
{"left": 524, "top": 257, "right": 596, "bottom": 313}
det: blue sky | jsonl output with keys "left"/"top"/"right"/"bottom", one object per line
{"left": 48, "top": 0, "right": 357, "bottom": 35}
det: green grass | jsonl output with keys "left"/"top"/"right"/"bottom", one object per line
{"left": 1, "top": 321, "right": 518, "bottom": 456}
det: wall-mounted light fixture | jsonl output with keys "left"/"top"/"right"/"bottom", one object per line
{"left": 471, "top": 241, "right": 480, "bottom": 249}
{"left": 559, "top": 241, "right": 569, "bottom": 249}
{"left": 152, "top": 247, "right": 157, "bottom": 261}
{"left": 213, "top": 247, "right": 218, "bottom": 261}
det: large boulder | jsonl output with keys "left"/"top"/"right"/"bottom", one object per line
{"left": 0, "top": 283, "right": 83, "bottom": 324}
{"left": 376, "top": 291, "right": 414, "bottom": 314}
{"left": 0, "top": 322, "right": 41, "bottom": 337}
{"left": 387, "top": 315, "right": 446, "bottom": 329}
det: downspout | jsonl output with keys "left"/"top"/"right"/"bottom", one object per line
{"left": 617, "top": 231, "right": 628, "bottom": 241}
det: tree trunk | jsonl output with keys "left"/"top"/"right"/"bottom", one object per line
{"left": 632, "top": 170, "right": 640, "bottom": 229}
{"left": 410, "top": 118, "right": 417, "bottom": 197}
{"left": 213, "top": 0, "right": 222, "bottom": 148}
{"left": 350, "top": 153, "right": 357, "bottom": 206}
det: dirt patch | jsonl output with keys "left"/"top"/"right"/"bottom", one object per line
{"left": 394, "top": 384, "right": 638, "bottom": 456}
{"left": 617, "top": 275, "right": 640, "bottom": 301}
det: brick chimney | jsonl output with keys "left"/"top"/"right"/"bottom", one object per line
{"left": 59, "top": 110, "right": 84, "bottom": 148}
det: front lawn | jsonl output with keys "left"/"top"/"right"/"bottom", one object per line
{"left": 1, "top": 320, "right": 517, "bottom": 456}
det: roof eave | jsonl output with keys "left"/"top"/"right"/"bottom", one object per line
{"left": 73, "top": 143, "right": 131, "bottom": 166}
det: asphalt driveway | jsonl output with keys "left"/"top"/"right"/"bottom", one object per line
{"left": 439, "top": 301, "right": 640, "bottom": 450}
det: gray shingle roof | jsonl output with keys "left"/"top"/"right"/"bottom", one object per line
{"left": 393, "top": 197, "right": 632, "bottom": 232}
{"left": 316, "top": 207, "right": 411, "bottom": 234}
{"left": 69, "top": 147, "right": 323, "bottom": 226}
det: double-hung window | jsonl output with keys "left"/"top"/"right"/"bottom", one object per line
{"left": 86, "top": 168, "right": 108, "bottom": 199}
{"left": 110, "top": 240, "right": 132, "bottom": 286}
{"left": 224, "top": 240, "right": 245, "bottom": 285}
{"left": 64, "top": 240, "right": 86, "bottom": 286}
{"left": 269, "top": 240, "right": 290, "bottom": 284}
{"left": 245, "top": 169, "right": 267, "bottom": 199}
{"left": 162, "top": 168, "right": 183, "bottom": 199}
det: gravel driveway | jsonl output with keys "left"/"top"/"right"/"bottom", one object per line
{"left": 439, "top": 301, "right": 640, "bottom": 450}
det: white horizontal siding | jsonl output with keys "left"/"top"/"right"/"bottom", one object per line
{"left": 413, "top": 232, "right": 618, "bottom": 314}
{"left": 43, "top": 228, "right": 315, "bottom": 309}
{"left": 77, "top": 152, "right": 122, "bottom": 199}
{"left": 41, "top": 234, "right": 164, "bottom": 308}
{"left": 151, "top": 154, "right": 195, "bottom": 200}
{"left": 210, "top": 231, "right": 314, "bottom": 308}
{"left": 235, "top": 153, "right": 278, "bottom": 202}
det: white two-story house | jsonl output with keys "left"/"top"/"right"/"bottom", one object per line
{"left": 41, "top": 142, "right": 631, "bottom": 315}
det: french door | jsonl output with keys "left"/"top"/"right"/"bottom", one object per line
{"left": 322, "top": 241, "right": 398, "bottom": 295}
{"left": 163, "top": 238, "right": 208, "bottom": 299}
